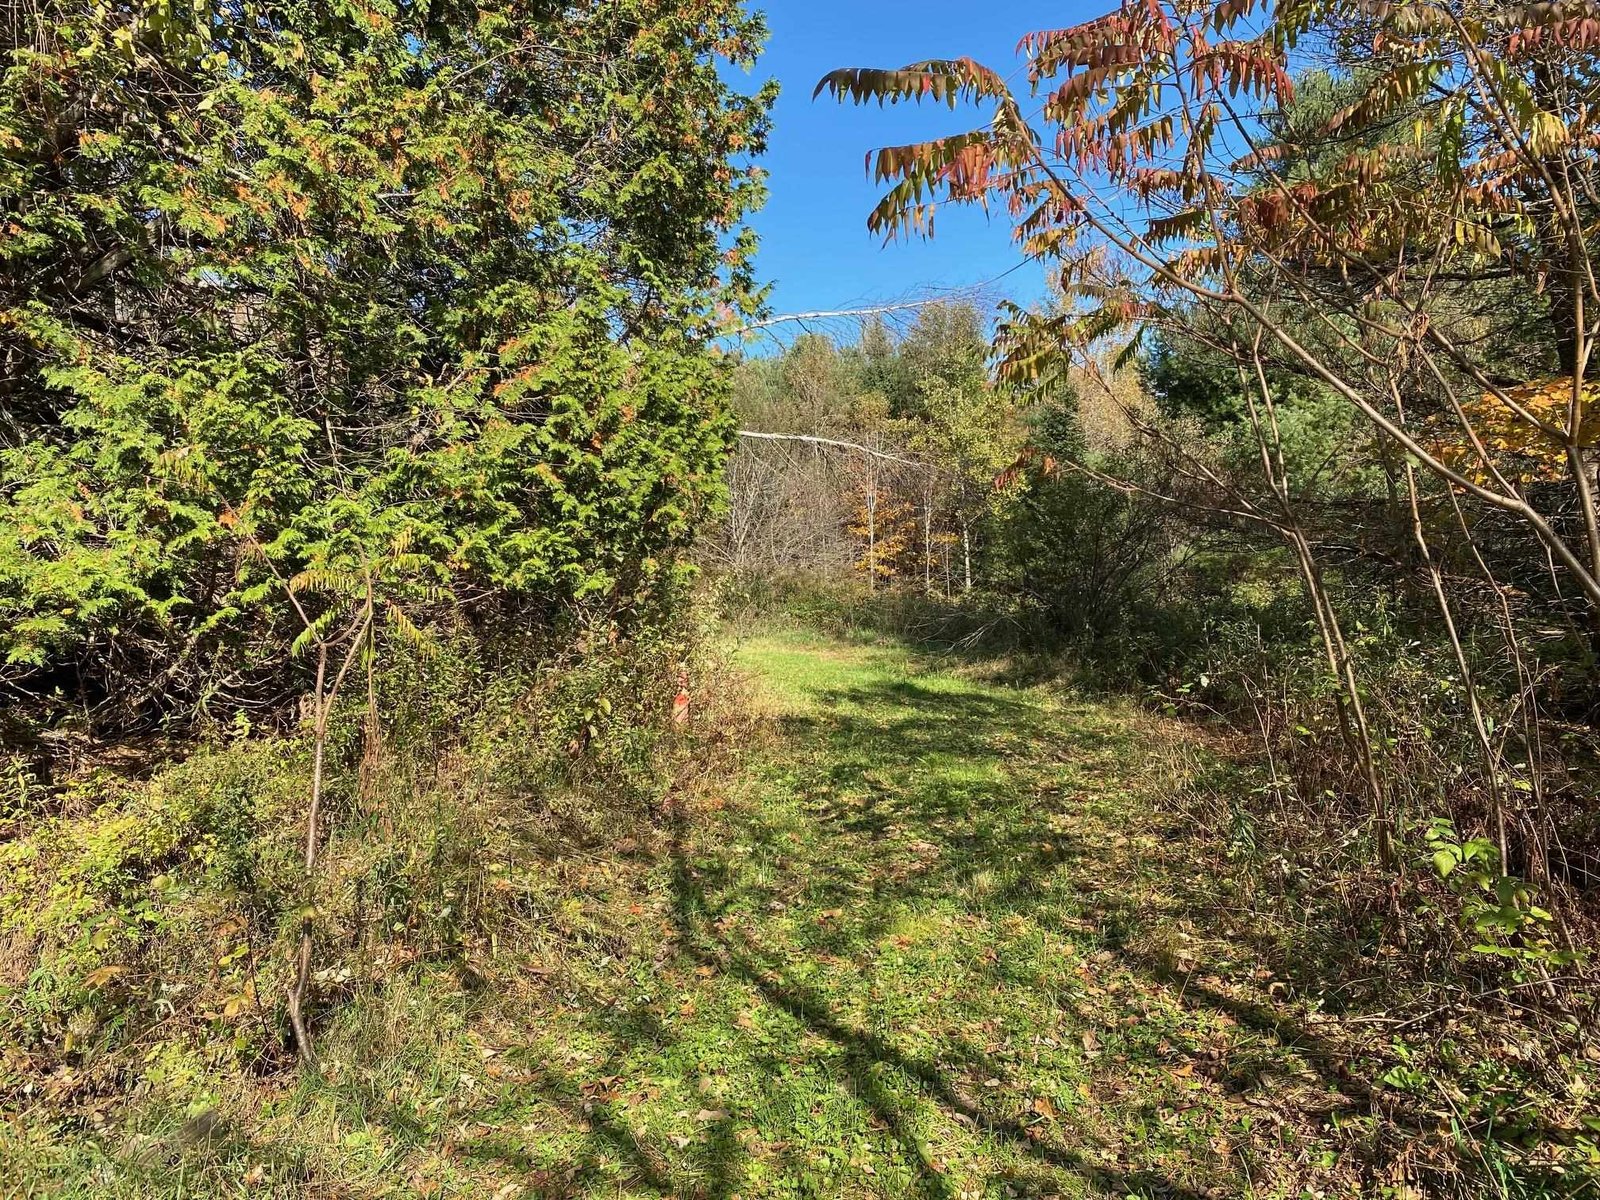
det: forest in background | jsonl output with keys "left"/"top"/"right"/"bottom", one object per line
{"left": 719, "top": 280, "right": 1600, "bottom": 924}
{"left": 715, "top": 303, "right": 1152, "bottom": 618}
{"left": 800, "top": 0, "right": 1600, "bottom": 961}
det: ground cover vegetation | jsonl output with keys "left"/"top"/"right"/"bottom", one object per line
{"left": 711, "top": 296, "right": 1600, "bottom": 1191}
{"left": 9, "top": 0, "right": 1600, "bottom": 1195}
{"left": 812, "top": 0, "right": 1600, "bottom": 907}
{"left": 19, "top": 619, "right": 1574, "bottom": 1199}
{"left": 715, "top": 0, "right": 1600, "bottom": 1190}
{"left": 0, "top": 0, "right": 775, "bottom": 1182}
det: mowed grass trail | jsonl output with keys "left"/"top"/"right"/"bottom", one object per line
{"left": 445, "top": 628, "right": 1366, "bottom": 1200}
{"left": 71, "top": 627, "right": 1388, "bottom": 1199}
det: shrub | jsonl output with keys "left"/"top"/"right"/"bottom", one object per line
{"left": 0, "top": 592, "right": 723, "bottom": 1107}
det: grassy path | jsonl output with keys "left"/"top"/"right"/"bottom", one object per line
{"left": 139, "top": 624, "right": 1401, "bottom": 1200}
{"left": 10, "top": 626, "right": 1576, "bottom": 1198}
{"left": 460, "top": 628, "right": 1363, "bottom": 1199}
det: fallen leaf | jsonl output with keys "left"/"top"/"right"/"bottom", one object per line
{"left": 84, "top": 965, "right": 127, "bottom": 988}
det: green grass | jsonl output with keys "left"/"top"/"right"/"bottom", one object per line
{"left": 10, "top": 626, "right": 1589, "bottom": 1197}
{"left": 407, "top": 628, "right": 1374, "bottom": 1199}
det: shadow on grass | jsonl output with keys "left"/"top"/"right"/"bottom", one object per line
{"left": 440, "top": 650, "right": 1230, "bottom": 1197}
{"left": 342, "top": 632, "right": 1576, "bottom": 1197}
{"left": 675, "top": 646, "right": 1584, "bottom": 1196}
{"left": 654, "top": 659, "right": 1240, "bottom": 1198}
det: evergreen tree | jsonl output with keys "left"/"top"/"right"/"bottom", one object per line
{"left": 0, "top": 0, "right": 774, "bottom": 726}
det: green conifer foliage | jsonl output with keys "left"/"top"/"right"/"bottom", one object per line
{"left": 0, "top": 0, "right": 773, "bottom": 724}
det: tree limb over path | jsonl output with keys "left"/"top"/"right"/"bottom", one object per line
{"left": 735, "top": 430, "right": 928, "bottom": 471}
{"left": 738, "top": 301, "right": 945, "bottom": 333}
{"left": 731, "top": 267, "right": 1028, "bottom": 343}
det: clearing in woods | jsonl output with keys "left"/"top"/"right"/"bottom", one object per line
{"left": 62, "top": 627, "right": 1395, "bottom": 1198}
{"left": 457, "top": 626, "right": 1374, "bottom": 1199}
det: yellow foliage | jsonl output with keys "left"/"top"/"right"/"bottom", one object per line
{"left": 1431, "top": 376, "right": 1600, "bottom": 484}
{"left": 846, "top": 483, "right": 918, "bottom": 581}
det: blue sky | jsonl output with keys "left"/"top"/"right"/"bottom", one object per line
{"left": 734, "top": 1, "right": 1082, "bottom": 333}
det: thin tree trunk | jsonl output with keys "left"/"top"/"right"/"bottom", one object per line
{"left": 285, "top": 643, "right": 330, "bottom": 1065}
{"left": 1242, "top": 346, "right": 1393, "bottom": 867}
{"left": 285, "top": 607, "right": 371, "bottom": 1064}
{"left": 867, "top": 474, "right": 878, "bottom": 594}
{"left": 1390, "top": 376, "right": 1511, "bottom": 866}
{"left": 960, "top": 497, "right": 972, "bottom": 594}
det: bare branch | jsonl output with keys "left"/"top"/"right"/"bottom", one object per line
{"left": 739, "top": 301, "right": 957, "bottom": 332}
{"left": 736, "top": 430, "right": 929, "bottom": 471}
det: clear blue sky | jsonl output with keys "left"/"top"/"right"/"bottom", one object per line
{"left": 735, "top": 1, "right": 1084, "bottom": 330}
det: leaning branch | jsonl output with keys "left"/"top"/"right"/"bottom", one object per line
{"left": 736, "top": 430, "right": 929, "bottom": 471}
{"left": 738, "top": 301, "right": 950, "bottom": 332}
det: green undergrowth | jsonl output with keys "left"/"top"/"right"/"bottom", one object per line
{"left": 0, "top": 620, "right": 716, "bottom": 1196}
{"left": 5, "top": 624, "right": 1597, "bottom": 1197}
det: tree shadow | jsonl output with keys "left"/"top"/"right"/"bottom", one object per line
{"left": 658, "top": 661, "right": 1233, "bottom": 1198}
{"left": 663, "top": 647, "right": 1590, "bottom": 1196}
{"left": 320, "top": 637, "right": 1581, "bottom": 1197}
{"left": 669, "top": 845, "right": 1216, "bottom": 1199}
